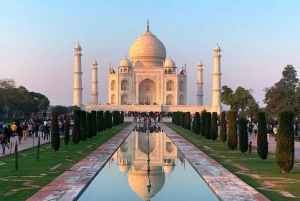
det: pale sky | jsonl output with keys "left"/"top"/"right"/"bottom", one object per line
{"left": 1, "top": 0, "right": 300, "bottom": 107}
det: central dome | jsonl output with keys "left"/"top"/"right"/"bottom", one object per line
{"left": 129, "top": 25, "right": 166, "bottom": 67}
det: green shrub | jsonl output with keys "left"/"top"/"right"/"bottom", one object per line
{"left": 200, "top": 110, "right": 206, "bottom": 137}
{"left": 80, "top": 110, "right": 87, "bottom": 141}
{"left": 238, "top": 117, "right": 248, "bottom": 154}
{"left": 86, "top": 112, "right": 93, "bottom": 138}
{"left": 227, "top": 111, "right": 237, "bottom": 150}
{"left": 91, "top": 110, "right": 97, "bottom": 136}
{"left": 64, "top": 116, "right": 70, "bottom": 147}
{"left": 220, "top": 111, "right": 227, "bottom": 145}
{"left": 211, "top": 112, "right": 218, "bottom": 141}
{"left": 194, "top": 112, "right": 201, "bottom": 135}
{"left": 205, "top": 112, "right": 211, "bottom": 139}
{"left": 185, "top": 112, "right": 191, "bottom": 130}
{"left": 72, "top": 110, "right": 81, "bottom": 144}
{"left": 276, "top": 110, "right": 294, "bottom": 173}
{"left": 257, "top": 112, "right": 268, "bottom": 162}
{"left": 51, "top": 111, "right": 60, "bottom": 153}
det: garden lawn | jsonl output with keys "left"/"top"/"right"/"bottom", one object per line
{"left": 165, "top": 123, "right": 300, "bottom": 201}
{"left": 0, "top": 122, "right": 130, "bottom": 201}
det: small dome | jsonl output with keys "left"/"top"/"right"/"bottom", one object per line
{"left": 164, "top": 58, "right": 176, "bottom": 68}
{"left": 214, "top": 44, "right": 221, "bottom": 52}
{"left": 75, "top": 43, "right": 82, "bottom": 50}
{"left": 119, "top": 164, "right": 131, "bottom": 174}
{"left": 119, "top": 58, "right": 132, "bottom": 67}
{"left": 197, "top": 61, "right": 203, "bottom": 67}
{"left": 163, "top": 165, "right": 175, "bottom": 174}
{"left": 92, "top": 60, "right": 97, "bottom": 65}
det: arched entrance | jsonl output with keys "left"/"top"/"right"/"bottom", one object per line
{"left": 139, "top": 78, "right": 156, "bottom": 104}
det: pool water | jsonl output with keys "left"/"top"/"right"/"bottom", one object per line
{"left": 78, "top": 124, "right": 219, "bottom": 201}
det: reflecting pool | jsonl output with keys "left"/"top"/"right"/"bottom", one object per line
{"left": 78, "top": 123, "right": 219, "bottom": 201}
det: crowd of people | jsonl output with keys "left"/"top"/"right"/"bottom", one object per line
{"left": 0, "top": 119, "right": 67, "bottom": 155}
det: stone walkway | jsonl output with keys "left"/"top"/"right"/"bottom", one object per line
{"left": 0, "top": 134, "right": 57, "bottom": 158}
{"left": 248, "top": 134, "right": 300, "bottom": 161}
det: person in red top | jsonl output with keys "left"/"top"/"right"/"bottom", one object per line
{"left": 22, "top": 123, "right": 28, "bottom": 140}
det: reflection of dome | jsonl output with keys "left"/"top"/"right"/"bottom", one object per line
{"left": 138, "top": 133, "right": 156, "bottom": 154}
{"left": 129, "top": 25, "right": 166, "bottom": 67}
{"left": 120, "top": 141, "right": 128, "bottom": 152}
{"left": 119, "top": 164, "right": 130, "bottom": 174}
{"left": 163, "top": 165, "right": 175, "bottom": 174}
{"left": 119, "top": 58, "right": 132, "bottom": 67}
{"left": 163, "top": 58, "right": 176, "bottom": 68}
{"left": 128, "top": 166, "right": 165, "bottom": 201}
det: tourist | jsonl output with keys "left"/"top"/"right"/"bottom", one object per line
{"left": 273, "top": 126, "right": 278, "bottom": 141}
{"left": 22, "top": 123, "right": 28, "bottom": 140}
{"left": 44, "top": 124, "right": 50, "bottom": 140}
{"left": 59, "top": 121, "right": 63, "bottom": 135}
{"left": 16, "top": 123, "right": 23, "bottom": 144}
{"left": 253, "top": 124, "right": 258, "bottom": 136}
{"left": 28, "top": 122, "right": 32, "bottom": 137}
{"left": 248, "top": 141, "right": 252, "bottom": 154}
{"left": 0, "top": 133, "right": 8, "bottom": 155}
{"left": 11, "top": 122, "right": 17, "bottom": 137}
{"left": 3, "top": 125, "right": 10, "bottom": 143}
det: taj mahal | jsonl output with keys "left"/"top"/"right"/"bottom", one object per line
{"left": 73, "top": 22, "right": 222, "bottom": 114}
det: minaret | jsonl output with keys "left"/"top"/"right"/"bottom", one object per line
{"left": 196, "top": 61, "right": 204, "bottom": 105}
{"left": 91, "top": 60, "right": 98, "bottom": 104}
{"left": 212, "top": 44, "right": 222, "bottom": 114}
{"left": 73, "top": 42, "right": 83, "bottom": 107}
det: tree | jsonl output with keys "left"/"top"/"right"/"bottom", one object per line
{"left": 15, "top": 142, "right": 18, "bottom": 170}
{"left": 121, "top": 111, "right": 124, "bottom": 123}
{"left": 0, "top": 78, "right": 16, "bottom": 89}
{"left": 192, "top": 113, "right": 196, "bottom": 133}
{"left": 102, "top": 110, "right": 107, "bottom": 131}
{"left": 276, "top": 110, "right": 295, "bottom": 173}
{"left": 64, "top": 116, "right": 70, "bottom": 147}
{"left": 257, "top": 112, "right": 268, "bottom": 162}
{"left": 221, "top": 85, "right": 256, "bottom": 112}
{"left": 91, "top": 110, "right": 97, "bottom": 136}
{"left": 244, "top": 98, "right": 259, "bottom": 123}
{"left": 200, "top": 110, "right": 206, "bottom": 137}
{"left": 99, "top": 110, "right": 104, "bottom": 131}
{"left": 51, "top": 105, "right": 68, "bottom": 116}
{"left": 227, "top": 111, "right": 237, "bottom": 150}
{"left": 238, "top": 117, "right": 248, "bottom": 154}
{"left": 51, "top": 111, "right": 60, "bottom": 154}
{"left": 211, "top": 112, "right": 218, "bottom": 141}
{"left": 194, "top": 112, "right": 201, "bottom": 135}
{"left": 80, "top": 111, "right": 87, "bottom": 141}
{"left": 185, "top": 112, "right": 191, "bottom": 130}
{"left": 72, "top": 110, "right": 81, "bottom": 144}
{"left": 205, "top": 112, "right": 211, "bottom": 139}
{"left": 220, "top": 112, "right": 227, "bottom": 145}
{"left": 86, "top": 112, "right": 93, "bottom": 138}
{"left": 264, "top": 65, "right": 300, "bottom": 118}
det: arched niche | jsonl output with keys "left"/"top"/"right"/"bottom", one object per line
{"left": 139, "top": 78, "right": 156, "bottom": 105}
{"left": 121, "top": 80, "right": 129, "bottom": 91}
{"left": 121, "top": 94, "right": 129, "bottom": 105}
{"left": 166, "top": 94, "right": 174, "bottom": 105}
{"left": 179, "top": 81, "right": 184, "bottom": 91}
{"left": 166, "top": 80, "right": 174, "bottom": 91}
{"left": 111, "top": 80, "right": 116, "bottom": 91}
{"left": 111, "top": 94, "right": 116, "bottom": 104}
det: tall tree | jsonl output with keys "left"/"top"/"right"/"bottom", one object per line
{"left": 96, "top": 111, "right": 101, "bottom": 132}
{"left": 238, "top": 117, "right": 248, "bottom": 154}
{"left": 86, "top": 112, "right": 93, "bottom": 138}
{"left": 276, "top": 110, "right": 295, "bottom": 173}
{"left": 257, "top": 112, "right": 268, "bottom": 162}
{"left": 91, "top": 110, "right": 97, "bottom": 136}
{"left": 80, "top": 110, "right": 87, "bottom": 141}
{"left": 264, "top": 65, "right": 300, "bottom": 117}
{"left": 221, "top": 85, "right": 256, "bottom": 112}
{"left": 220, "top": 111, "right": 227, "bottom": 145}
{"left": 185, "top": 112, "right": 191, "bottom": 130}
{"left": 52, "top": 105, "right": 68, "bottom": 116}
{"left": 205, "top": 112, "right": 211, "bottom": 139}
{"left": 194, "top": 112, "right": 201, "bottom": 135}
{"left": 64, "top": 116, "right": 70, "bottom": 147}
{"left": 200, "top": 110, "right": 207, "bottom": 137}
{"left": 72, "top": 110, "right": 81, "bottom": 144}
{"left": 227, "top": 111, "right": 238, "bottom": 150}
{"left": 211, "top": 112, "right": 218, "bottom": 141}
{"left": 51, "top": 111, "right": 60, "bottom": 153}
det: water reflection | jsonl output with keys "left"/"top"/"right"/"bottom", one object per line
{"left": 115, "top": 123, "right": 185, "bottom": 201}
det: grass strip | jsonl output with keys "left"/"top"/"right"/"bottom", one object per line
{"left": 165, "top": 123, "right": 300, "bottom": 201}
{"left": 0, "top": 122, "right": 130, "bottom": 201}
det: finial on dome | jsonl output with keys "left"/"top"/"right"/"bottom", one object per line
{"left": 147, "top": 20, "right": 149, "bottom": 31}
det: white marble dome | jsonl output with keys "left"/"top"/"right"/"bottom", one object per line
{"left": 164, "top": 58, "right": 176, "bottom": 68}
{"left": 129, "top": 28, "right": 166, "bottom": 67}
{"left": 119, "top": 58, "right": 132, "bottom": 67}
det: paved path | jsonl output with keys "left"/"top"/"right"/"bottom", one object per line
{"left": 248, "top": 134, "right": 300, "bottom": 161}
{"left": 0, "top": 133, "right": 65, "bottom": 158}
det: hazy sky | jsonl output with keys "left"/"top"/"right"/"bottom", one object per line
{"left": 1, "top": 0, "right": 300, "bottom": 107}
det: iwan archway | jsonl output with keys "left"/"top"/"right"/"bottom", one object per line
{"left": 139, "top": 78, "right": 156, "bottom": 104}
